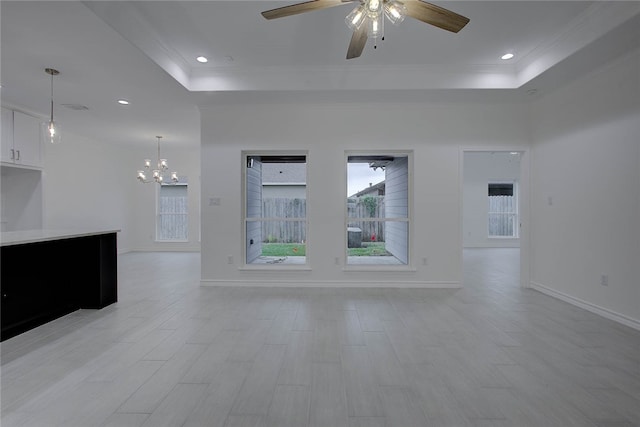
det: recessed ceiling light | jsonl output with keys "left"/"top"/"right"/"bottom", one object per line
{"left": 117, "top": 99, "right": 130, "bottom": 105}
{"left": 196, "top": 56, "right": 208, "bottom": 63}
{"left": 501, "top": 53, "right": 514, "bottom": 60}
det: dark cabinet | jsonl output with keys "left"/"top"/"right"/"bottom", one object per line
{"left": 1, "top": 232, "right": 117, "bottom": 341}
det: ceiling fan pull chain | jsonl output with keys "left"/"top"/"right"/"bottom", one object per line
{"left": 379, "top": 10, "right": 385, "bottom": 47}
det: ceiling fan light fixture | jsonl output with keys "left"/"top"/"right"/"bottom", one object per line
{"left": 366, "top": 0, "right": 382, "bottom": 15}
{"left": 345, "top": 5, "right": 366, "bottom": 30}
{"left": 260, "top": 0, "right": 469, "bottom": 60}
{"left": 384, "top": 1, "right": 407, "bottom": 25}
{"left": 368, "top": 13, "right": 383, "bottom": 38}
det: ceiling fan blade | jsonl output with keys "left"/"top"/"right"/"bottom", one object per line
{"left": 404, "top": 0, "right": 469, "bottom": 33}
{"left": 346, "top": 24, "right": 368, "bottom": 59}
{"left": 262, "top": 0, "right": 354, "bottom": 20}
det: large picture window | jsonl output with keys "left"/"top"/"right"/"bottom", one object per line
{"left": 347, "top": 154, "right": 410, "bottom": 266}
{"left": 244, "top": 154, "right": 307, "bottom": 265}
{"left": 157, "top": 180, "right": 188, "bottom": 241}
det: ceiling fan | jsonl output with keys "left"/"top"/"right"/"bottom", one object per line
{"left": 261, "top": 0, "right": 469, "bottom": 59}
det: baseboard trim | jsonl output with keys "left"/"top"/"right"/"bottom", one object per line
{"left": 201, "top": 279, "right": 461, "bottom": 288}
{"left": 128, "top": 247, "right": 201, "bottom": 253}
{"left": 530, "top": 281, "right": 640, "bottom": 331}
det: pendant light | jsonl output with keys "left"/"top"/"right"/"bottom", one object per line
{"left": 42, "top": 68, "right": 61, "bottom": 144}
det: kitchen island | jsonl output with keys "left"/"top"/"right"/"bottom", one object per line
{"left": 1, "top": 229, "right": 119, "bottom": 341}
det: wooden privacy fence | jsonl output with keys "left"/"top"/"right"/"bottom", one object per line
{"left": 262, "top": 198, "right": 307, "bottom": 243}
{"left": 347, "top": 196, "right": 385, "bottom": 242}
{"left": 259, "top": 196, "right": 387, "bottom": 243}
{"left": 157, "top": 196, "right": 188, "bottom": 240}
{"left": 488, "top": 195, "right": 517, "bottom": 237}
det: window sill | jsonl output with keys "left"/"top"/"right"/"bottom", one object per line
{"left": 343, "top": 265, "right": 417, "bottom": 272}
{"left": 155, "top": 239, "right": 189, "bottom": 243}
{"left": 488, "top": 236, "right": 519, "bottom": 240}
{"left": 238, "top": 265, "right": 312, "bottom": 271}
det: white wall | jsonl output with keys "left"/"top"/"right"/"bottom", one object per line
{"left": 42, "top": 131, "right": 134, "bottom": 252}
{"left": 530, "top": 49, "right": 640, "bottom": 327}
{"left": 1, "top": 166, "right": 42, "bottom": 232}
{"left": 42, "top": 131, "right": 201, "bottom": 253}
{"left": 200, "top": 99, "right": 529, "bottom": 286}
{"left": 463, "top": 151, "right": 521, "bottom": 248}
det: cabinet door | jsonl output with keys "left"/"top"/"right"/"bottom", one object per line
{"left": 1, "top": 108, "right": 14, "bottom": 163}
{"left": 13, "top": 111, "right": 42, "bottom": 168}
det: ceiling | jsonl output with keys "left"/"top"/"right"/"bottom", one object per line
{"left": 1, "top": 1, "right": 639, "bottom": 149}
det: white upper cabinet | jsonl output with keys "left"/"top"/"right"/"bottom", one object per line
{"left": 1, "top": 108, "right": 43, "bottom": 169}
{"left": 1, "top": 108, "right": 14, "bottom": 163}
{"left": 13, "top": 111, "right": 42, "bottom": 168}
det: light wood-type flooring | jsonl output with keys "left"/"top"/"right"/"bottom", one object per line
{"left": 2, "top": 249, "right": 640, "bottom": 426}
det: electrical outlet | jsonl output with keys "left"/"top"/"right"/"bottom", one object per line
{"left": 601, "top": 275, "right": 608, "bottom": 286}
{"left": 335, "top": 257, "right": 340, "bottom": 265}
{"left": 422, "top": 257, "right": 428, "bottom": 266}
{"left": 227, "top": 255, "right": 234, "bottom": 265}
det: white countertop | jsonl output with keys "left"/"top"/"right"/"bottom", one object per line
{"left": 1, "top": 229, "right": 120, "bottom": 247}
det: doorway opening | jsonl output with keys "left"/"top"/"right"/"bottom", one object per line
{"left": 462, "top": 151, "right": 527, "bottom": 289}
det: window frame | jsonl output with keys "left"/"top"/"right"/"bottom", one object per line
{"left": 487, "top": 180, "right": 519, "bottom": 239}
{"left": 155, "top": 180, "right": 189, "bottom": 242}
{"left": 241, "top": 151, "right": 310, "bottom": 269}
{"left": 344, "top": 151, "right": 413, "bottom": 270}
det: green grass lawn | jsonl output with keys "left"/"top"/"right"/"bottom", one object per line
{"left": 261, "top": 243, "right": 306, "bottom": 256}
{"left": 261, "top": 242, "right": 389, "bottom": 257}
{"left": 347, "top": 242, "right": 390, "bottom": 256}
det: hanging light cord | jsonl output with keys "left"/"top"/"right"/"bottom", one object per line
{"left": 45, "top": 68, "right": 59, "bottom": 124}
{"left": 50, "top": 72, "right": 54, "bottom": 123}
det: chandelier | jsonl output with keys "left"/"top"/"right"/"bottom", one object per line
{"left": 345, "top": 0, "right": 407, "bottom": 41}
{"left": 137, "top": 136, "right": 178, "bottom": 184}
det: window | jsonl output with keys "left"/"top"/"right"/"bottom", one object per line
{"left": 347, "top": 154, "right": 410, "bottom": 266}
{"left": 244, "top": 154, "right": 307, "bottom": 265}
{"left": 157, "top": 180, "right": 188, "bottom": 241}
{"left": 488, "top": 182, "right": 518, "bottom": 238}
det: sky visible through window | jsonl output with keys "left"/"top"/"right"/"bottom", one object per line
{"left": 348, "top": 163, "right": 385, "bottom": 196}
